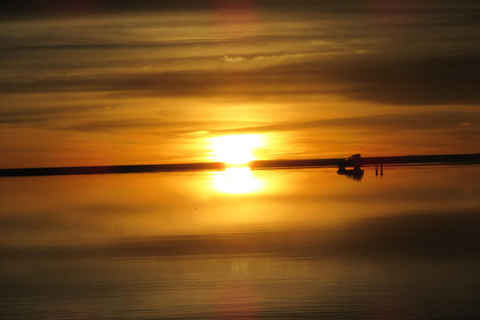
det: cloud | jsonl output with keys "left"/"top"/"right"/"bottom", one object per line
{"left": 222, "top": 56, "right": 244, "bottom": 63}
{"left": 62, "top": 119, "right": 165, "bottom": 132}
{"left": 2, "top": 52, "right": 479, "bottom": 106}
{"left": 2, "top": 1, "right": 480, "bottom": 106}
{"left": 5, "top": 1, "right": 467, "bottom": 18}
{"left": 325, "top": 55, "right": 480, "bottom": 105}
{"left": 212, "top": 111, "right": 480, "bottom": 134}
{"left": 262, "top": 53, "right": 480, "bottom": 105}
{"left": 1, "top": 1, "right": 480, "bottom": 167}
{"left": 0, "top": 105, "right": 111, "bottom": 125}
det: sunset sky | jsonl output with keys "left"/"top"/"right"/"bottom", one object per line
{"left": 1, "top": 0, "right": 479, "bottom": 168}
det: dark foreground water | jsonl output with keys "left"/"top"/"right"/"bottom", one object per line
{"left": 1, "top": 165, "right": 479, "bottom": 319}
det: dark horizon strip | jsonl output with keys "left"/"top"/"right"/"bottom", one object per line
{"left": 0, "top": 153, "right": 479, "bottom": 177}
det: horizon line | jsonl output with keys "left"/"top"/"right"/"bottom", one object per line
{"left": 1, "top": 153, "right": 479, "bottom": 177}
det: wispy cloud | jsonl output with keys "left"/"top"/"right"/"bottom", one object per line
{"left": 212, "top": 111, "right": 480, "bottom": 134}
{"left": 1, "top": 2, "right": 479, "bottom": 166}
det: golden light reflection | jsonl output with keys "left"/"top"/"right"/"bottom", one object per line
{"left": 212, "top": 167, "right": 263, "bottom": 194}
{"left": 210, "top": 134, "right": 263, "bottom": 165}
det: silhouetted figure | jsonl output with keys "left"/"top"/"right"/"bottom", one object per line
{"left": 375, "top": 158, "right": 384, "bottom": 177}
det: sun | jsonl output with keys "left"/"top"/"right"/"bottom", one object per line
{"left": 210, "top": 134, "right": 263, "bottom": 165}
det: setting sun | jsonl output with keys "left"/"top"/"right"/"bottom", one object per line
{"left": 210, "top": 134, "right": 263, "bottom": 165}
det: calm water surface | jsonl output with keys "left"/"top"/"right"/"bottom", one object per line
{"left": 1, "top": 165, "right": 479, "bottom": 319}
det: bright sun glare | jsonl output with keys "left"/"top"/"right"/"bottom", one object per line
{"left": 211, "top": 134, "right": 263, "bottom": 165}
{"left": 213, "top": 167, "right": 263, "bottom": 194}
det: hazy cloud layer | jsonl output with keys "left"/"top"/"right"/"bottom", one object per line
{"left": 1, "top": 1, "right": 479, "bottom": 166}
{"left": 2, "top": 1, "right": 480, "bottom": 16}
{"left": 2, "top": 55, "right": 479, "bottom": 106}
{"left": 215, "top": 111, "right": 480, "bottom": 134}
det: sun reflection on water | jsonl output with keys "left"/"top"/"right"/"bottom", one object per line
{"left": 212, "top": 167, "right": 263, "bottom": 194}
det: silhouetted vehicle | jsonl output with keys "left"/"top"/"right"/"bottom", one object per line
{"left": 338, "top": 154, "right": 364, "bottom": 181}
{"left": 338, "top": 154, "right": 363, "bottom": 170}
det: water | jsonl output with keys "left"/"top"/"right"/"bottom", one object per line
{"left": 1, "top": 165, "right": 479, "bottom": 319}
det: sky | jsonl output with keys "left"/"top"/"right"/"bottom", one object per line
{"left": 1, "top": 0, "right": 479, "bottom": 168}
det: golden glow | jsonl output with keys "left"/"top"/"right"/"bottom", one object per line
{"left": 210, "top": 134, "right": 263, "bottom": 165}
{"left": 212, "top": 167, "right": 263, "bottom": 194}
